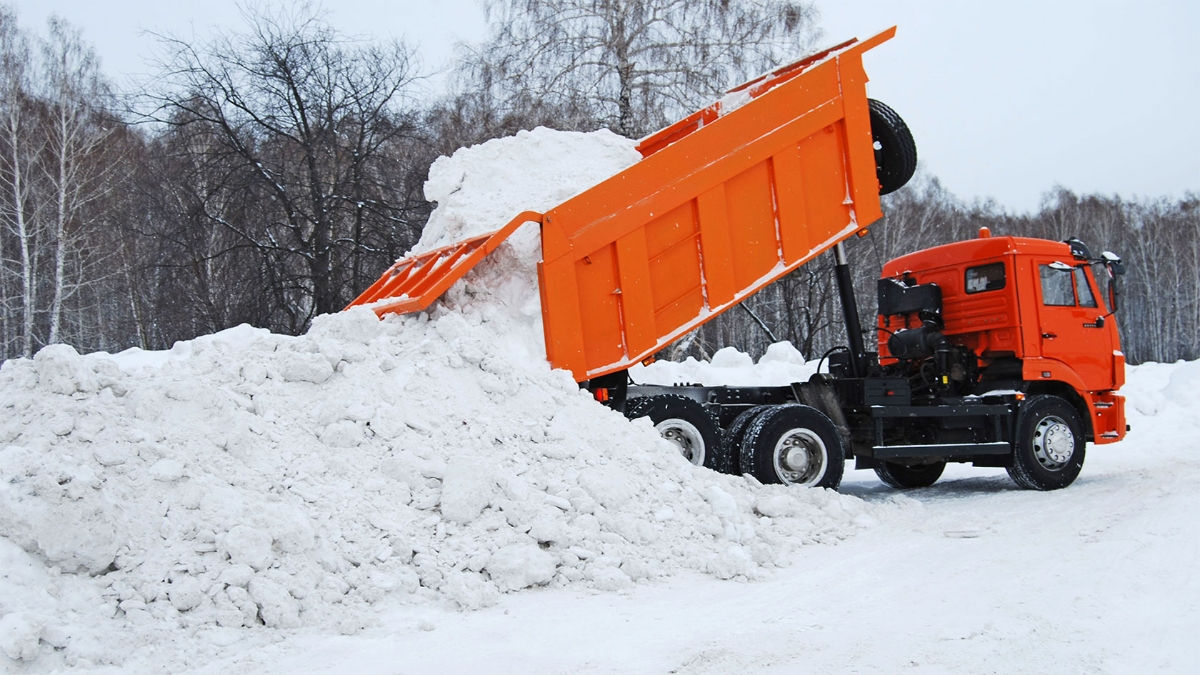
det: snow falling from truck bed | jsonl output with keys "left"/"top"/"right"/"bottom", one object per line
{"left": 0, "top": 128, "right": 885, "bottom": 670}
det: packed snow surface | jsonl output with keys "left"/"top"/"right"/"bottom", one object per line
{"left": 3, "top": 127, "right": 1197, "bottom": 673}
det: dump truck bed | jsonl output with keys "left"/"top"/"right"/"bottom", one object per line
{"left": 348, "top": 28, "right": 896, "bottom": 382}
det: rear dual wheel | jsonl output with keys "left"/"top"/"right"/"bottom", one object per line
{"left": 738, "top": 405, "right": 844, "bottom": 490}
{"left": 628, "top": 399, "right": 845, "bottom": 490}
{"left": 719, "top": 405, "right": 772, "bottom": 475}
{"left": 625, "top": 395, "right": 723, "bottom": 471}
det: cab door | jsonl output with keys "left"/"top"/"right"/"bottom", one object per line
{"left": 1033, "top": 260, "right": 1114, "bottom": 391}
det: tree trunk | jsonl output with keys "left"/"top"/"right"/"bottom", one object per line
{"left": 48, "top": 108, "right": 69, "bottom": 345}
{"left": 3, "top": 111, "right": 36, "bottom": 357}
{"left": 613, "top": 12, "right": 635, "bottom": 137}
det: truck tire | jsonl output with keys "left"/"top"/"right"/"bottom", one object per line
{"left": 1007, "top": 395, "right": 1085, "bottom": 490}
{"left": 718, "top": 405, "right": 772, "bottom": 475}
{"left": 868, "top": 99, "right": 917, "bottom": 195}
{"left": 626, "top": 395, "right": 723, "bottom": 471}
{"left": 874, "top": 460, "right": 946, "bottom": 489}
{"left": 739, "top": 404, "right": 844, "bottom": 489}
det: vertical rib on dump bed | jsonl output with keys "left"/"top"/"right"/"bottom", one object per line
{"left": 539, "top": 28, "right": 895, "bottom": 381}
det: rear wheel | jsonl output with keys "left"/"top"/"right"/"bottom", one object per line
{"left": 874, "top": 460, "right": 946, "bottom": 488}
{"left": 739, "top": 405, "right": 844, "bottom": 489}
{"left": 717, "top": 405, "right": 771, "bottom": 475}
{"left": 1007, "top": 395, "right": 1085, "bottom": 490}
{"left": 626, "top": 395, "right": 723, "bottom": 471}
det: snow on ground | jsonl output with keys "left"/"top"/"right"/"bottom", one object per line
{"left": 193, "top": 359, "right": 1200, "bottom": 675}
{"left": 2, "top": 126, "right": 1197, "bottom": 673}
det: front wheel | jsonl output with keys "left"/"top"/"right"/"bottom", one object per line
{"left": 626, "top": 395, "right": 723, "bottom": 471}
{"left": 1007, "top": 395, "right": 1085, "bottom": 490}
{"left": 739, "top": 405, "right": 844, "bottom": 489}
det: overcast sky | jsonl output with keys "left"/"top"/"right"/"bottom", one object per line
{"left": 8, "top": 0, "right": 1199, "bottom": 213}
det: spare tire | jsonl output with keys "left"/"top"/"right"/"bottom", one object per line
{"left": 868, "top": 99, "right": 917, "bottom": 195}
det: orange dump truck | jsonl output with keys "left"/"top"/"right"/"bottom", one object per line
{"left": 348, "top": 28, "right": 1128, "bottom": 491}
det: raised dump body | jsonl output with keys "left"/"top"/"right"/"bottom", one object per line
{"left": 348, "top": 28, "right": 899, "bottom": 382}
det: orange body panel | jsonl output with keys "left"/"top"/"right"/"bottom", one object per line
{"left": 879, "top": 234, "right": 1127, "bottom": 443}
{"left": 349, "top": 29, "right": 898, "bottom": 382}
{"left": 345, "top": 211, "right": 543, "bottom": 315}
{"left": 540, "top": 29, "right": 895, "bottom": 380}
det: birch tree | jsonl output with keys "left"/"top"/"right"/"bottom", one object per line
{"left": 462, "top": 0, "right": 821, "bottom": 138}
{"left": 39, "top": 16, "right": 118, "bottom": 346}
{"left": 0, "top": 7, "right": 39, "bottom": 356}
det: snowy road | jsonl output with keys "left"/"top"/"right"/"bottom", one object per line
{"left": 198, "top": 406, "right": 1200, "bottom": 674}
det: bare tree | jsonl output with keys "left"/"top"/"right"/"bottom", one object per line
{"left": 144, "top": 4, "right": 426, "bottom": 332}
{"left": 0, "top": 9, "right": 130, "bottom": 358}
{"left": 0, "top": 7, "right": 42, "bottom": 357}
{"left": 38, "top": 16, "right": 119, "bottom": 346}
{"left": 463, "top": 0, "right": 821, "bottom": 137}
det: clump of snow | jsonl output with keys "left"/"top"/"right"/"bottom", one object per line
{"left": 719, "top": 89, "right": 754, "bottom": 115}
{"left": 415, "top": 126, "right": 641, "bottom": 253}
{"left": 0, "top": 128, "right": 879, "bottom": 671}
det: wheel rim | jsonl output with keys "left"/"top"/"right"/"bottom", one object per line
{"left": 1032, "top": 415, "right": 1075, "bottom": 470}
{"left": 655, "top": 419, "right": 705, "bottom": 465}
{"left": 771, "top": 428, "right": 827, "bottom": 485}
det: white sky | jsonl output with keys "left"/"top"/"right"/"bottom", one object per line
{"left": 8, "top": 0, "right": 1199, "bottom": 212}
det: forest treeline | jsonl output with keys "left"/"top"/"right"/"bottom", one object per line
{"left": 1, "top": 2, "right": 1195, "bottom": 366}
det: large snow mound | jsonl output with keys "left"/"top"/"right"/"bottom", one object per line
{"left": 0, "top": 129, "right": 882, "bottom": 670}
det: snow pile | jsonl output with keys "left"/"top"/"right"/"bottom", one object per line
{"left": 0, "top": 129, "right": 881, "bottom": 670}
{"left": 634, "top": 342, "right": 820, "bottom": 386}
{"left": 416, "top": 126, "right": 640, "bottom": 252}
{"left": 0, "top": 314, "right": 878, "bottom": 669}
{"left": 1116, "top": 359, "right": 1200, "bottom": 451}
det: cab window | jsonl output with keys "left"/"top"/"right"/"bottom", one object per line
{"left": 1089, "top": 262, "right": 1110, "bottom": 312}
{"left": 966, "top": 262, "right": 1005, "bottom": 294}
{"left": 1073, "top": 267, "right": 1097, "bottom": 308}
{"left": 1039, "top": 264, "right": 1075, "bottom": 306}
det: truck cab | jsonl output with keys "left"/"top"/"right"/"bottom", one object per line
{"left": 877, "top": 228, "right": 1127, "bottom": 447}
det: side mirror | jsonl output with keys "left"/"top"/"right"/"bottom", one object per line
{"left": 1102, "top": 251, "right": 1125, "bottom": 276}
{"left": 1101, "top": 252, "right": 1124, "bottom": 312}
